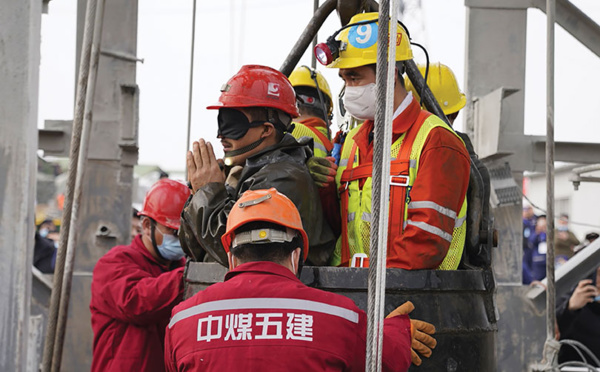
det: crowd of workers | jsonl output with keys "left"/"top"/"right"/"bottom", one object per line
{"left": 81, "top": 10, "right": 599, "bottom": 371}
{"left": 522, "top": 205, "right": 600, "bottom": 365}
{"left": 86, "top": 12, "right": 466, "bottom": 371}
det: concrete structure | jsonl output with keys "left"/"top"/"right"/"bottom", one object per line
{"left": 0, "top": 0, "right": 42, "bottom": 370}
{"left": 464, "top": 1, "right": 600, "bottom": 370}
{"left": 524, "top": 165, "right": 600, "bottom": 240}
{"left": 56, "top": 0, "right": 140, "bottom": 370}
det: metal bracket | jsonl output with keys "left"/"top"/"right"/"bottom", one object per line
{"left": 473, "top": 87, "right": 519, "bottom": 160}
{"left": 100, "top": 49, "right": 144, "bottom": 63}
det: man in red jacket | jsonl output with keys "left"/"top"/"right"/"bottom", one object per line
{"left": 164, "top": 188, "right": 436, "bottom": 371}
{"left": 313, "top": 12, "right": 470, "bottom": 269}
{"left": 90, "top": 179, "right": 190, "bottom": 372}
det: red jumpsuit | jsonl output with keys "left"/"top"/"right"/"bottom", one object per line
{"left": 165, "top": 261, "right": 412, "bottom": 371}
{"left": 90, "top": 235, "right": 184, "bottom": 372}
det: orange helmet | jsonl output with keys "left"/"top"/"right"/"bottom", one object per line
{"left": 138, "top": 179, "right": 190, "bottom": 230}
{"left": 221, "top": 188, "right": 308, "bottom": 260}
{"left": 207, "top": 65, "right": 300, "bottom": 118}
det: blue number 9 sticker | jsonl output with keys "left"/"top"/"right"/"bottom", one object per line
{"left": 348, "top": 23, "right": 378, "bottom": 49}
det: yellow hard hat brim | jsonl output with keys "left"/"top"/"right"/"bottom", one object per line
{"left": 443, "top": 94, "right": 467, "bottom": 115}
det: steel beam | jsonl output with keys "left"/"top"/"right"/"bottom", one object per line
{"left": 0, "top": 0, "right": 42, "bottom": 370}
{"left": 39, "top": 121, "right": 73, "bottom": 157}
{"left": 533, "top": 0, "right": 600, "bottom": 59}
{"left": 533, "top": 140, "right": 600, "bottom": 165}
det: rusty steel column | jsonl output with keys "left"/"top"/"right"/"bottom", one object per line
{"left": 0, "top": 0, "right": 42, "bottom": 370}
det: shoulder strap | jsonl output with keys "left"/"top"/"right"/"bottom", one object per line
{"left": 305, "top": 125, "right": 333, "bottom": 152}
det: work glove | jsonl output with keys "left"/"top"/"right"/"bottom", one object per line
{"left": 386, "top": 301, "right": 437, "bottom": 366}
{"left": 307, "top": 156, "right": 337, "bottom": 188}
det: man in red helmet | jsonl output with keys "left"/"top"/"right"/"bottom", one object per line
{"left": 166, "top": 189, "right": 436, "bottom": 371}
{"left": 90, "top": 179, "right": 190, "bottom": 372}
{"left": 180, "top": 64, "right": 335, "bottom": 267}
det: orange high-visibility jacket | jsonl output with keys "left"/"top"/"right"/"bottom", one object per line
{"left": 291, "top": 117, "right": 333, "bottom": 157}
{"left": 333, "top": 97, "right": 470, "bottom": 269}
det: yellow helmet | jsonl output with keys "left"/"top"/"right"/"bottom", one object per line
{"left": 289, "top": 66, "right": 333, "bottom": 104}
{"left": 405, "top": 62, "right": 466, "bottom": 115}
{"left": 317, "top": 12, "right": 413, "bottom": 69}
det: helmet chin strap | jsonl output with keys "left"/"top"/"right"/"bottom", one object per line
{"left": 223, "top": 137, "right": 265, "bottom": 165}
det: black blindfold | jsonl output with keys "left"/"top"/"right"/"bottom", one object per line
{"left": 217, "top": 108, "right": 266, "bottom": 140}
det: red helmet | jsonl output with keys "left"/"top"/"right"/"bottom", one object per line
{"left": 138, "top": 179, "right": 190, "bottom": 230}
{"left": 207, "top": 65, "right": 300, "bottom": 118}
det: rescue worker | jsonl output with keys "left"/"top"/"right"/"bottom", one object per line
{"left": 165, "top": 188, "right": 437, "bottom": 371}
{"left": 315, "top": 13, "right": 471, "bottom": 269}
{"left": 180, "top": 64, "right": 335, "bottom": 267}
{"left": 90, "top": 179, "right": 190, "bottom": 372}
{"left": 405, "top": 62, "right": 466, "bottom": 125}
{"left": 289, "top": 65, "right": 334, "bottom": 157}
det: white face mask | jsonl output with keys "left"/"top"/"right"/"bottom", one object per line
{"left": 343, "top": 83, "right": 377, "bottom": 120}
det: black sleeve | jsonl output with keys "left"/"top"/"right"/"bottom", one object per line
{"left": 34, "top": 233, "right": 56, "bottom": 274}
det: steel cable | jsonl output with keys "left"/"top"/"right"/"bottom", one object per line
{"left": 50, "top": 0, "right": 107, "bottom": 370}
{"left": 542, "top": 0, "right": 558, "bottom": 368}
{"left": 366, "top": 1, "right": 399, "bottom": 370}
{"left": 41, "top": 0, "right": 99, "bottom": 370}
{"left": 185, "top": 0, "right": 197, "bottom": 181}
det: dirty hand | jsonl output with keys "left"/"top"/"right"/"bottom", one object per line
{"left": 187, "top": 139, "right": 226, "bottom": 192}
{"left": 386, "top": 301, "right": 437, "bottom": 366}
{"left": 307, "top": 156, "right": 337, "bottom": 188}
{"left": 568, "top": 279, "right": 599, "bottom": 311}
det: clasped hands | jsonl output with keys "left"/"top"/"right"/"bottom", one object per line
{"left": 187, "top": 139, "right": 226, "bottom": 193}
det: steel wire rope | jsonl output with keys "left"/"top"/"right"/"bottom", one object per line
{"left": 51, "top": 0, "right": 107, "bottom": 370}
{"left": 541, "top": 0, "right": 560, "bottom": 367}
{"left": 366, "top": 1, "right": 399, "bottom": 370}
{"left": 41, "top": 0, "right": 99, "bottom": 369}
{"left": 185, "top": 0, "right": 197, "bottom": 181}
{"left": 559, "top": 339, "right": 600, "bottom": 367}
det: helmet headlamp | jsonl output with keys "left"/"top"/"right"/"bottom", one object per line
{"left": 314, "top": 36, "right": 340, "bottom": 66}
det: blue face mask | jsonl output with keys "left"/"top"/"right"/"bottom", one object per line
{"left": 156, "top": 232, "right": 185, "bottom": 261}
{"left": 39, "top": 228, "right": 49, "bottom": 238}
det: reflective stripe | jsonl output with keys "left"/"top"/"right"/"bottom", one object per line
{"left": 362, "top": 212, "right": 371, "bottom": 223}
{"left": 405, "top": 220, "right": 453, "bottom": 242}
{"left": 408, "top": 201, "right": 457, "bottom": 220}
{"left": 409, "top": 159, "right": 417, "bottom": 169}
{"left": 347, "top": 212, "right": 356, "bottom": 222}
{"left": 313, "top": 141, "right": 328, "bottom": 154}
{"left": 454, "top": 215, "right": 467, "bottom": 228}
{"left": 339, "top": 158, "right": 348, "bottom": 167}
{"left": 169, "top": 297, "right": 360, "bottom": 328}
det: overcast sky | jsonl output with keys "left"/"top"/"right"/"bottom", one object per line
{"left": 38, "top": 0, "right": 600, "bottom": 172}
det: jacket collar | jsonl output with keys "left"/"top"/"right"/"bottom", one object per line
{"left": 224, "top": 261, "right": 301, "bottom": 283}
{"left": 244, "top": 133, "right": 311, "bottom": 169}
{"left": 300, "top": 117, "right": 328, "bottom": 129}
